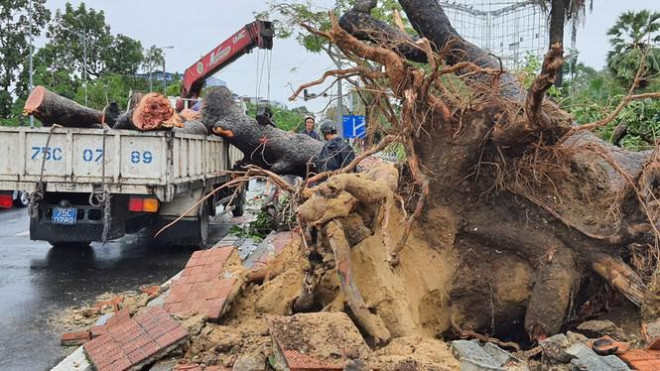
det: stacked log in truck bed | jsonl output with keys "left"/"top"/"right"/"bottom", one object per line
{"left": 23, "top": 86, "right": 208, "bottom": 136}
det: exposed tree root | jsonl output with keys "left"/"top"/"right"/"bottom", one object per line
{"left": 524, "top": 244, "right": 579, "bottom": 341}
{"left": 326, "top": 220, "right": 391, "bottom": 345}
{"left": 587, "top": 251, "right": 646, "bottom": 307}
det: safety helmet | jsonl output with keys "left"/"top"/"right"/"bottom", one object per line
{"left": 304, "top": 115, "right": 315, "bottom": 123}
{"left": 320, "top": 120, "right": 337, "bottom": 134}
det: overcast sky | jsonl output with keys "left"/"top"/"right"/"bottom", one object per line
{"left": 41, "top": 0, "right": 658, "bottom": 114}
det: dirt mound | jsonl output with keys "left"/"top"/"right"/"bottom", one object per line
{"left": 350, "top": 205, "right": 458, "bottom": 337}
{"left": 367, "top": 336, "right": 460, "bottom": 370}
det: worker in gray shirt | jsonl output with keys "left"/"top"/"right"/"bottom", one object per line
{"left": 300, "top": 115, "right": 319, "bottom": 140}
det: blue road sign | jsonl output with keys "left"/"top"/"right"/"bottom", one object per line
{"left": 342, "top": 115, "right": 366, "bottom": 139}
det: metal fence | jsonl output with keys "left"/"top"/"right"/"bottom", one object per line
{"left": 439, "top": 1, "right": 549, "bottom": 69}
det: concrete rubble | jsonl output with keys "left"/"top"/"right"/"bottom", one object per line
{"left": 451, "top": 340, "right": 527, "bottom": 371}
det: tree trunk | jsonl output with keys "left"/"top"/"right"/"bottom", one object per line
{"left": 202, "top": 87, "right": 323, "bottom": 177}
{"left": 23, "top": 86, "right": 103, "bottom": 127}
{"left": 549, "top": 0, "right": 565, "bottom": 87}
{"left": 102, "top": 101, "right": 120, "bottom": 127}
{"left": 172, "top": 120, "right": 208, "bottom": 136}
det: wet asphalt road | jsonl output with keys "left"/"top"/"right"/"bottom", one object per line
{"left": 0, "top": 207, "right": 232, "bottom": 371}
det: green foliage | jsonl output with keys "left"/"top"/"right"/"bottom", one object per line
{"left": 166, "top": 74, "right": 182, "bottom": 97}
{"left": 228, "top": 207, "right": 275, "bottom": 242}
{"left": 74, "top": 73, "right": 137, "bottom": 110}
{"left": 46, "top": 2, "right": 113, "bottom": 77}
{"left": 104, "top": 34, "right": 143, "bottom": 77}
{"left": 606, "top": 10, "right": 660, "bottom": 88}
{"left": 142, "top": 45, "right": 165, "bottom": 91}
{"left": 0, "top": 0, "right": 51, "bottom": 119}
{"left": 1, "top": 2, "right": 158, "bottom": 126}
{"left": 558, "top": 63, "right": 660, "bottom": 151}
{"left": 245, "top": 102, "right": 307, "bottom": 132}
{"left": 382, "top": 142, "right": 406, "bottom": 162}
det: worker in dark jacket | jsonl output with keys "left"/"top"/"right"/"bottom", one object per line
{"left": 316, "top": 120, "right": 356, "bottom": 172}
{"left": 300, "top": 115, "right": 319, "bottom": 140}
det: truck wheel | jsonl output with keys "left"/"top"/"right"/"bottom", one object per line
{"left": 199, "top": 203, "right": 209, "bottom": 245}
{"left": 231, "top": 189, "right": 246, "bottom": 217}
{"left": 14, "top": 191, "right": 29, "bottom": 208}
{"left": 48, "top": 241, "right": 92, "bottom": 248}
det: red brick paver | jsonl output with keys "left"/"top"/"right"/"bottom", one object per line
{"left": 163, "top": 247, "right": 241, "bottom": 320}
{"left": 267, "top": 313, "right": 370, "bottom": 371}
{"left": 282, "top": 349, "right": 343, "bottom": 370}
{"left": 84, "top": 307, "right": 188, "bottom": 371}
{"left": 94, "top": 295, "right": 125, "bottom": 311}
{"left": 60, "top": 330, "right": 92, "bottom": 346}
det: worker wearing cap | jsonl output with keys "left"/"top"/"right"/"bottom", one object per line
{"left": 316, "top": 120, "right": 356, "bottom": 172}
{"left": 300, "top": 115, "right": 319, "bottom": 140}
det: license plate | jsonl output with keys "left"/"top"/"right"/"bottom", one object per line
{"left": 52, "top": 207, "right": 77, "bottom": 225}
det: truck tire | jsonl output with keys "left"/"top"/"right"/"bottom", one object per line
{"left": 231, "top": 189, "right": 246, "bottom": 217}
{"left": 199, "top": 203, "right": 209, "bottom": 245}
{"left": 48, "top": 241, "right": 92, "bottom": 249}
{"left": 14, "top": 191, "right": 29, "bottom": 208}
{"left": 153, "top": 204, "right": 209, "bottom": 247}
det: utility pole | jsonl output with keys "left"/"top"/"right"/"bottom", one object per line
{"left": 337, "top": 78, "right": 344, "bottom": 138}
{"left": 158, "top": 46, "right": 174, "bottom": 95}
{"left": 28, "top": 0, "right": 34, "bottom": 127}
{"left": 83, "top": 34, "right": 88, "bottom": 106}
{"left": 148, "top": 49, "right": 153, "bottom": 92}
{"left": 75, "top": 31, "right": 88, "bottom": 106}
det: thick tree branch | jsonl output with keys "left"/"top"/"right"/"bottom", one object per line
{"left": 526, "top": 43, "right": 564, "bottom": 128}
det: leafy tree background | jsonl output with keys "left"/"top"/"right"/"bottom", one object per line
{"left": 0, "top": 0, "right": 50, "bottom": 120}
{"left": 0, "top": 1, "right": 310, "bottom": 127}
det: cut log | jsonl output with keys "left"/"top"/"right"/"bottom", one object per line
{"left": 113, "top": 93, "right": 182, "bottom": 131}
{"left": 23, "top": 86, "right": 103, "bottom": 127}
{"left": 203, "top": 87, "right": 323, "bottom": 177}
{"left": 180, "top": 108, "right": 202, "bottom": 122}
{"left": 113, "top": 111, "right": 137, "bottom": 130}
{"left": 172, "top": 120, "right": 208, "bottom": 136}
{"left": 102, "top": 101, "right": 120, "bottom": 128}
{"left": 131, "top": 92, "right": 176, "bottom": 130}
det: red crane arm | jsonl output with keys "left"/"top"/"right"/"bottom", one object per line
{"left": 177, "top": 20, "right": 273, "bottom": 111}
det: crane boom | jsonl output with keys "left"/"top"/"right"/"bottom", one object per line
{"left": 176, "top": 20, "right": 273, "bottom": 111}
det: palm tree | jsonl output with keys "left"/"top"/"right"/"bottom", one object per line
{"left": 606, "top": 10, "right": 660, "bottom": 89}
{"left": 546, "top": 0, "right": 593, "bottom": 87}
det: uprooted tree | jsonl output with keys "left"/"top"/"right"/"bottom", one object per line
{"left": 205, "top": 0, "right": 660, "bottom": 345}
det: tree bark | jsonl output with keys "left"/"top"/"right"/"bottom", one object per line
{"left": 549, "top": 0, "right": 565, "bottom": 87}
{"left": 23, "top": 86, "right": 103, "bottom": 127}
{"left": 102, "top": 101, "right": 120, "bottom": 127}
{"left": 202, "top": 87, "right": 323, "bottom": 177}
{"left": 172, "top": 120, "right": 208, "bottom": 136}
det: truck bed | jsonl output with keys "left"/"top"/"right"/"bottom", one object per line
{"left": 0, "top": 126, "right": 242, "bottom": 202}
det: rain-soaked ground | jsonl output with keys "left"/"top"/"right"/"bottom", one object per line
{"left": 0, "top": 206, "right": 233, "bottom": 371}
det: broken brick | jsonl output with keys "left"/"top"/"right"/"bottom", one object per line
{"left": 90, "top": 325, "right": 108, "bottom": 338}
{"left": 267, "top": 313, "right": 370, "bottom": 371}
{"left": 164, "top": 247, "right": 242, "bottom": 320}
{"left": 282, "top": 349, "right": 343, "bottom": 370}
{"left": 105, "top": 308, "right": 131, "bottom": 328}
{"left": 140, "top": 285, "right": 161, "bottom": 298}
{"left": 94, "top": 295, "right": 125, "bottom": 311}
{"left": 648, "top": 337, "right": 660, "bottom": 351}
{"left": 84, "top": 307, "right": 188, "bottom": 371}
{"left": 60, "top": 330, "right": 92, "bottom": 346}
